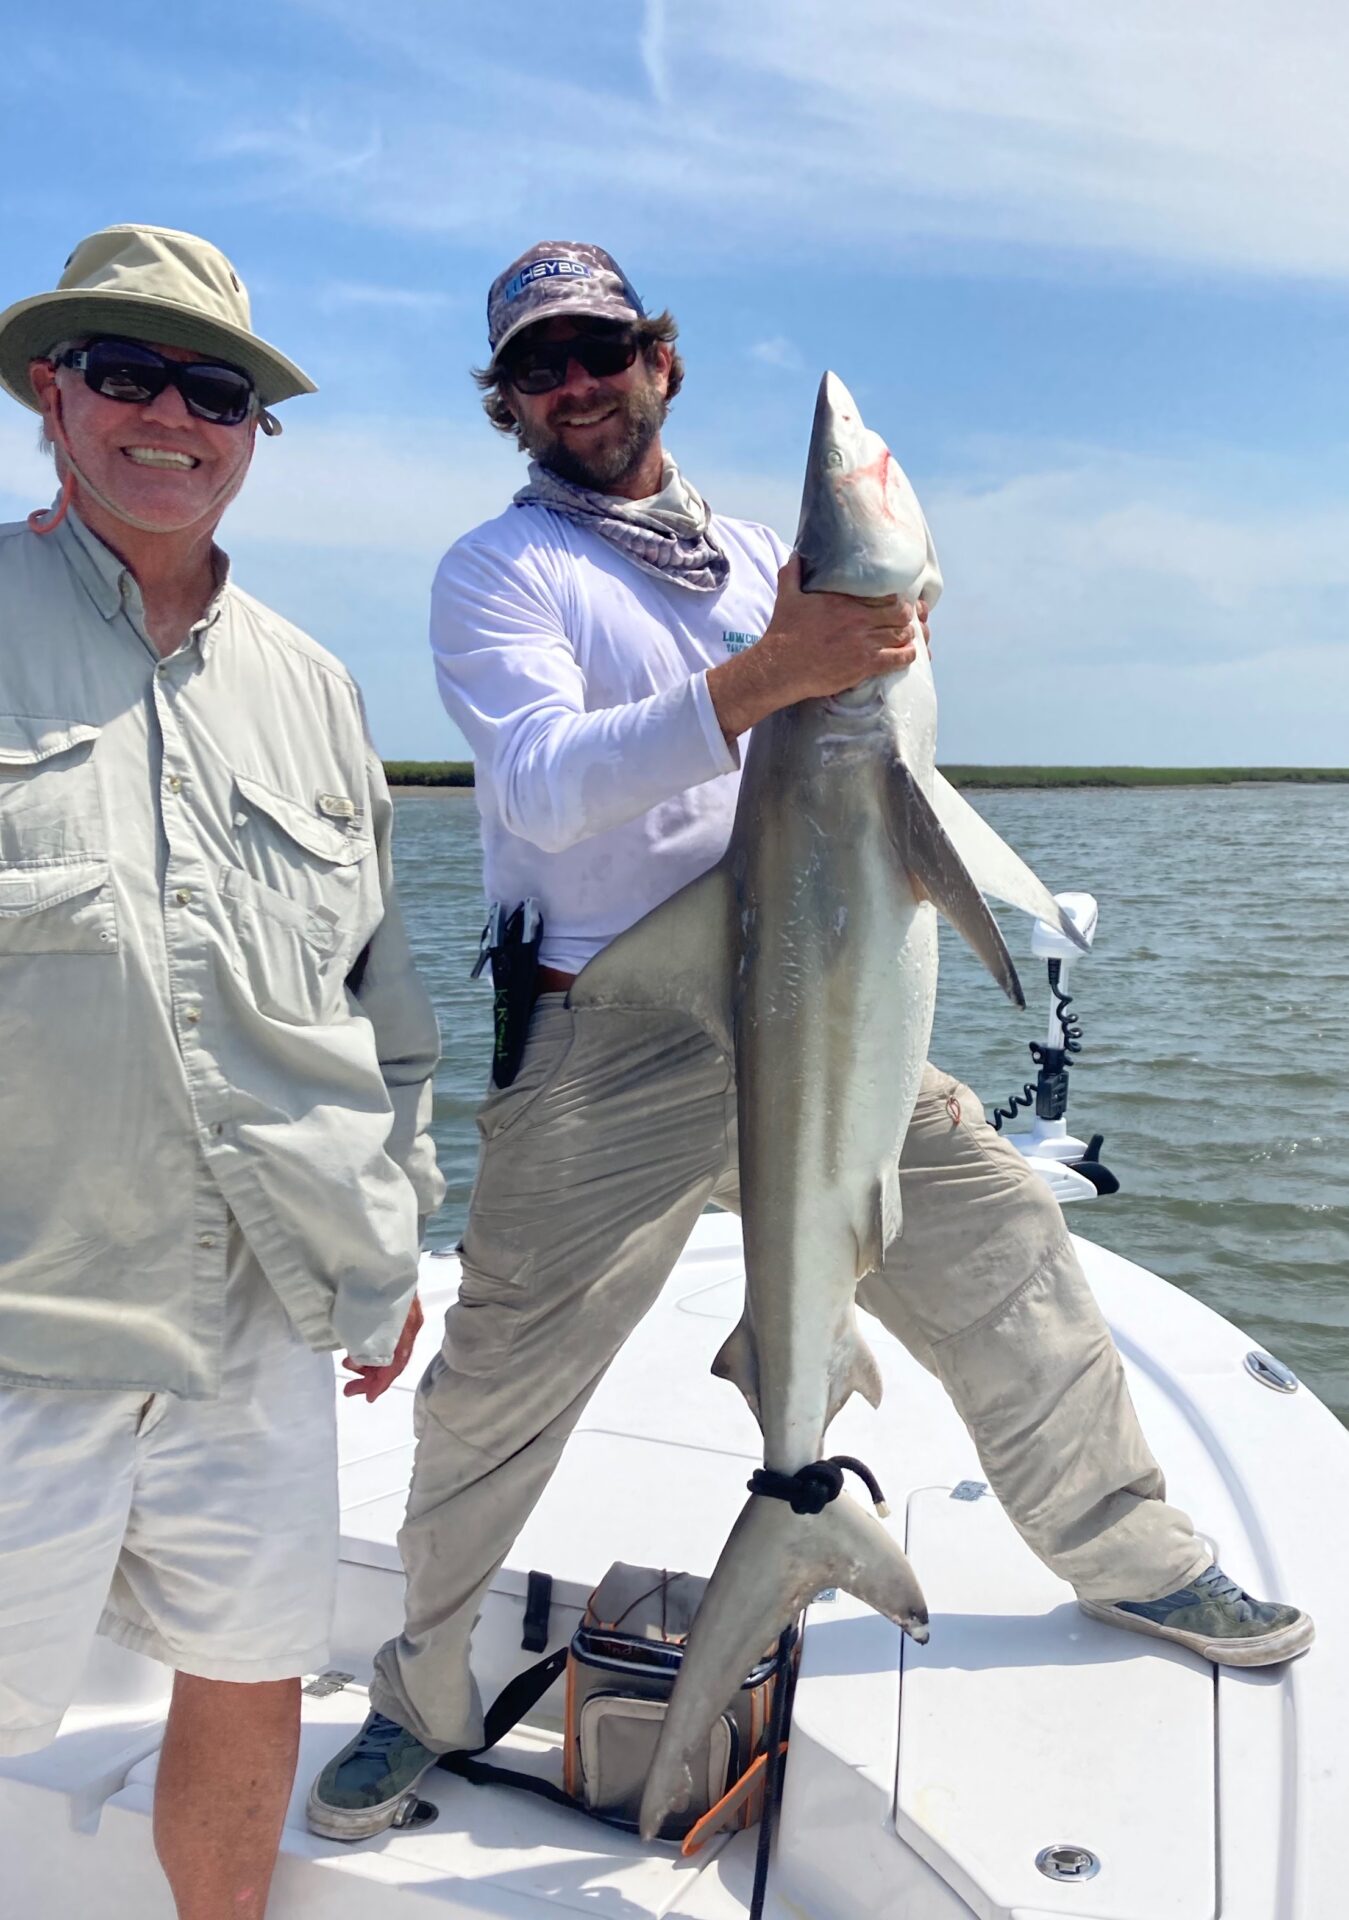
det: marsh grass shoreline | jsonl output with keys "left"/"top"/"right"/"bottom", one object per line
{"left": 384, "top": 761, "right": 1349, "bottom": 791}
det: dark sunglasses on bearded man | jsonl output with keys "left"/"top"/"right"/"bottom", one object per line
{"left": 498, "top": 327, "right": 641, "bottom": 396}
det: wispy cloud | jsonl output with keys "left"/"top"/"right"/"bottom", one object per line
{"left": 315, "top": 281, "right": 459, "bottom": 316}
{"left": 12, "top": 4, "right": 1349, "bottom": 293}
{"left": 232, "top": 0, "right": 1349, "bottom": 283}
{"left": 749, "top": 336, "right": 805, "bottom": 372}
{"left": 227, "top": 417, "right": 521, "bottom": 557}
{"left": 640, "top": 0, "right": 670, "bottom": 106}
{"left": 202, "top": 108, "right": 383, "bottom": 204}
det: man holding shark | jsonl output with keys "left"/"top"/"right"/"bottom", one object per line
{"left": 310, "top": 242, "right": 1312, "bottom": 1841}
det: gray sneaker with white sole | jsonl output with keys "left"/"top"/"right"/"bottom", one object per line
{"left": 1080, "top": 1563, "right": 1314, "bottom": 1667}
{"left": 307, "top": 1710, "right": 441, "bottom": 1841}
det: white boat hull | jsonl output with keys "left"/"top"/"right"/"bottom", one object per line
{"left": 4, "top": 1212, "right": 1346, "bottom": 1919}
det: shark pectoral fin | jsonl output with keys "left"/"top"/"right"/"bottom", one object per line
{"left": 639, "top": 1491, "right": 928, "bottom": 1841}
{"left": 887, "top": 762, "right": 1025, "bottom": 1008}
{"left": 567, "top": 862, "right": 736, "bottom": 1057}
{"left": 711, "top": 1318, "right": 760, "bottom": 1422}
{"left": 930, "top": 772, "right": 1088, "bottom": 950}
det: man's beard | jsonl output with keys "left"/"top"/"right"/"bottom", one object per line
{"left": 518, "top": 378, "right": 665, "bottom": 492}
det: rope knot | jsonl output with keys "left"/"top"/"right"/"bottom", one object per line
{"left": 748, "top": 1454, "right": 888, "bottom": 1518}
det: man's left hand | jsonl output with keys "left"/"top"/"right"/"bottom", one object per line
{"left": 341, "top": 1294, "right": 424, "bottom": 1402}
{"left": 918, "top": 599, "right": 932, "bottom": 657}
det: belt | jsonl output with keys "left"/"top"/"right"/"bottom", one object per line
{"left": 537, "top": 965, "right": 576, "bottom": 997}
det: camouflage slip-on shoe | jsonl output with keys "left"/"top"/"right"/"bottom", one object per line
{"left": 1080, "top": 1563, "right": 1314, "bottom": 1667}
{"left": 307, "top": 1710, "right": 441, "bottom": 1841}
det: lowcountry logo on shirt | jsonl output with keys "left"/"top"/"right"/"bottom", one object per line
{"left": 722, "top": 630, "right": 763, "bottom": 654}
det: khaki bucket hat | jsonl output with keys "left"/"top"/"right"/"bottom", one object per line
{"left": 0, "top": 223, "right": 315, "bottom": 413}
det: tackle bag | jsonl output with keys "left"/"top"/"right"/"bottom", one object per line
{"left": 439, "top": 1562, "right": 784, "bottom": 1845}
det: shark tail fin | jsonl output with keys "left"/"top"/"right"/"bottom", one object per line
{"left": 638, "top": 1488, "right": 928, "bottom": 1841}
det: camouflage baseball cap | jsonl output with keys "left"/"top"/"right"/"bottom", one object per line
{"left": 487, "top": 242, "right": 645, "bottom": 365}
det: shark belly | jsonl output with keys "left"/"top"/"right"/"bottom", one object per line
{"left": 735, "top": 744, "right": 937, "bottom": 1472}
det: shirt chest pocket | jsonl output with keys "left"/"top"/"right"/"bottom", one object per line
{"left": 219, "top": 773, "right": 375, "bottom": 1024}
{"left": 0, "top": 718, "right": 117, "bottom": 956}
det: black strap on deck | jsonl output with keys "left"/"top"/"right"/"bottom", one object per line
{"left": 521, "top": 1569, "right": 553, "bottom": 1652}
{"left": 435, "top": 1642, "right": 650, "bottom": 1833}
{"left": 748, "top": 1620, "right": 802, "bottom": 1920}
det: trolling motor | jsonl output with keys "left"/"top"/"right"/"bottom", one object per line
{"left": 990, "top": 891, "right": 1119, "bottom": 1205}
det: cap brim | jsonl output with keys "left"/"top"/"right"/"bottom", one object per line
{"left": 490, "top": 296, "right": 641, "bottom": 369}
{"left": 0, "top": 289, "right": 316, "bottom": 412}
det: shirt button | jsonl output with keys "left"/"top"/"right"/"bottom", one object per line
{"left": 168, "top": 776, "right": 183, "bottom": 794}
{"left": 174, "top": 887, "right": 192, "bottom": 905}
{"left": 182, "top": 1006, "right": 201, "bottom": 1025}
{"left": 198, "top": 1233, "right": 217, "bottom": 1249}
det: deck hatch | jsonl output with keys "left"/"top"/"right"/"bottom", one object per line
{"left": 896, "top": 1487, "right": 1216, "bottom": 1920}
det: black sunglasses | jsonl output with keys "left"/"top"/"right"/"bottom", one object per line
{"left": 499, "top": 330, "right": 640, "bottom": 396}
{"left": 55, "top": 337, "right": 257, "bottom": 426}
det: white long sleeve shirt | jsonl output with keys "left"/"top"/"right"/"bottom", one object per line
{"left": 430, "top": 501, "right": 790, "bottom": 973}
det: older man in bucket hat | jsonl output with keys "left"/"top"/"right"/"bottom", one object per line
{"left": 0, "top": 224, "right": 445, "bottom": 1917}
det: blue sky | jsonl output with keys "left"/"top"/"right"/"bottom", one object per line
{"left": 4, "top": 0, "right": 1349, "bottom": 763}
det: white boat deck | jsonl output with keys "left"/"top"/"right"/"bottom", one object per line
{"left": 5, "top": 1209, "right": 1348, "bottom": 1919}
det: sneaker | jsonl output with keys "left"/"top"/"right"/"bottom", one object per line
{"left": 307, "top": 1710, "right": 441, "bottom": 1841}
{"left": 1080, "top": 1563, "right": 1314, "bottom": 1667}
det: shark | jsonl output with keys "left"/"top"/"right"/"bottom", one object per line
{"left": 569, "top": 372, "right": 1082, "bottom": 1839}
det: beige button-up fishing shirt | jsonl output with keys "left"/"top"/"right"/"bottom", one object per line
{"left": 0, "top": 510, "right": 445, "bottom": 1397}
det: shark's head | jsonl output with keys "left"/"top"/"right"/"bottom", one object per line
{"left": 795, "top": 373, "right": 931, "bottom": 602}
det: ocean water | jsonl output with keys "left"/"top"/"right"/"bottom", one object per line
{"left": 392, "top": 784, "right": 1349, "bottom": 1427}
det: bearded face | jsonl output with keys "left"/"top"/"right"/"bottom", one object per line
{"left": 498, "top": 320, "right": 672, "bottom": 495}
{"left": 514, "top": 368, "right": 667, "bottom": 491}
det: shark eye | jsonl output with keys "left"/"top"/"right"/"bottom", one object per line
{"left": 826, "top": 449, "right": 844, "bottom": 469}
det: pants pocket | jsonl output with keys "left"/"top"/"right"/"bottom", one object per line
{"left": 474, "top": 999, "right": 577, "bottom": 1142}
{"left": 437, "top": 1248, "right": 534, "bottom": 1381}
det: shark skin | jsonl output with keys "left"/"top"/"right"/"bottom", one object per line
{"left": 570, "top": 373, "right": 1079, "bottom": 1840}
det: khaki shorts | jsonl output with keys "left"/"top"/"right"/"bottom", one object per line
{"left": 0, "top": 1227, "right": 338, "bottom": 1756}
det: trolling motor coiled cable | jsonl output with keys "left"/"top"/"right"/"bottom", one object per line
{"left": 989, "top": 1073, "right": 1037, "bottom": 1132}
{"left": 991, "top": 958, "right": 1083, "bottom": 1133}
{"left": 1050, "top": 960, "right": 1083, "bottom": 1055}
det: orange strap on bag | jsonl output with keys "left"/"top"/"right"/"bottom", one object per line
{"left": 680, "top": 1742, "right": 785, "bottom": 1856}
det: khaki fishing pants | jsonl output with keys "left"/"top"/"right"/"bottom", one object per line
{"left": 371, "top": 999, "right": 1209, "bottom": 1751}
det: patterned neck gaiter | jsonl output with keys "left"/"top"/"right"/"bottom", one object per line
{"left": 514, "top": 456, "right": 731, "bottom": 593}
